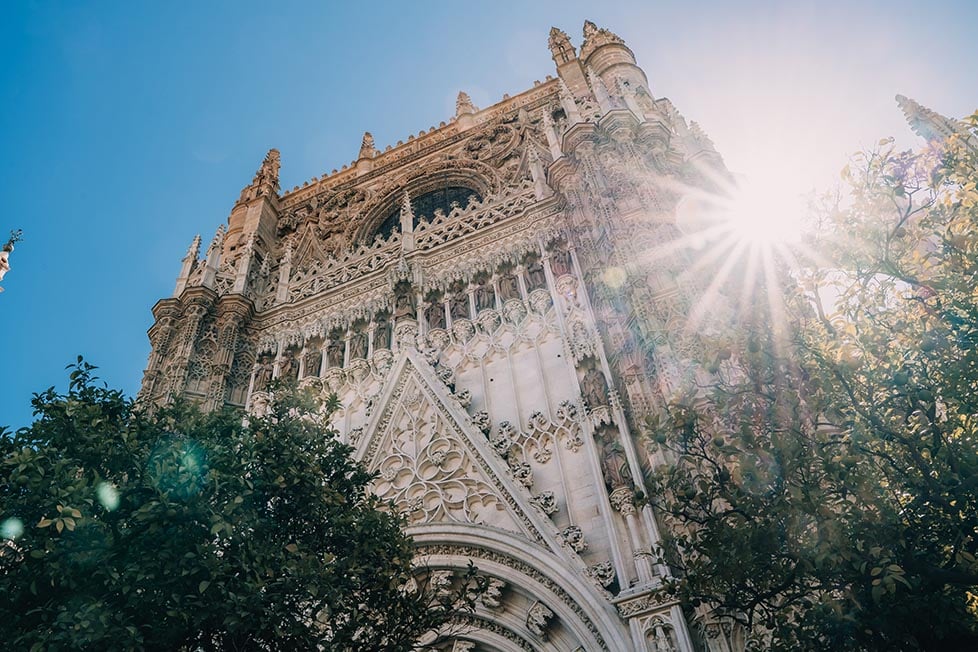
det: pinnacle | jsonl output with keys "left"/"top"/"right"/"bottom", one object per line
{"left": 456, "top": 91, "right": 476, "bottom": 116}
{"left": 359, "top": 131, "right": 377, "bottom": 159}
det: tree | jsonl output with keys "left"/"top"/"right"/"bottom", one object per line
{"left": 646, "top": 116, "right": 978, "bottom": 650}
{"left": 0, "top": 360, "right": 476, "bottom": 650}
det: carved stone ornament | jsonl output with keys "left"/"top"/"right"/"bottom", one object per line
{"left": 531, "top": 491, "right": 558, "bottom": 516}
{"left": 609, "top": 486, "right": 637, "bottom": 517}
{"left": 481, "top": 577, "right": 506, "bottom": 610}
{"left": 526, "top": 600, "right": 555, "bottom": 638}
{"left": 560, "top": 524, "right": 588, "bottom": 552}
{"left": 587, "top": 560, "right": 617, "bottom": 588}
{"left": 372, "top": 378, "right": 507, "bottom": 526}
{"left": 509, "top": 461, "right": 534, "bottom": 488}
{"left": 471, "top": 410, "right": 491, "bottom": 434}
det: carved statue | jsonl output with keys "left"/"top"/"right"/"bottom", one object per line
{"left": 374, "top": 315, "right": 391, "bottom": 350}
{"left": 394, "top": 290, "right": 415, "bottom": 319}
{"left": 349, "top": 331, "right": 368, "bottom": 360}
{"left": 428, "top": 302, "right": 446, "bottom": 330}
{"left": 450, "top": 292, "right": 470, "bottom": 320}
{"left": 303, "top": 349, "right": 322, "bottom": 378}
{"left": 551, "top": 248, "right": 573, "bottom": 277}
{"left": 474, "top": 282, "right": 495, "bottom": 312}
{"left": 280, "top": 353, "right": 298, "bottom": 380}
{"left": 499, "top": 274, "right": 520, "bottom": 301}
{"left": 601, "top": 439, "right": 632, "bottom": 491}
{"left": 581, "top": 367, "right": 609, "bottom": 408}
{"left": 326, "top": 339, "right": 344, "bottom": 368}
{"left": 253, "top": 356, "right": 273, "bottom": 391}
{"left": 526, "top": 258, "right": 547, "bottom": 290}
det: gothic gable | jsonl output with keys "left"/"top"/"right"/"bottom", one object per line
{"left": 355, "top": 350, "right": 572, "bottom": 558}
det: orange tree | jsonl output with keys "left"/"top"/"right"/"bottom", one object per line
{"left": 0, "top": 361, "right": 475, "bottom": 651}
{"left": 647, "top": 117, "right": 978, "bottom": 650}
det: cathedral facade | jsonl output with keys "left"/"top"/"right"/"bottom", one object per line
{"left": 141, "top": 21, "right": 735, "bottom": 652}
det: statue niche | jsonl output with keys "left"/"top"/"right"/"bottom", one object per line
{"left": 393, "top": 283, "right": 416, "bottom": 320}
{"left": 373, "top": 314, "right": 391, "bottom": 351}
{"left": 449, "top": 290, "right": 470, "bottom": 321}
{"left": 427, "top": 296, "right": 446, "bottom": 331}
{"left": 326, "top": 336, "right": 345, "bottom": 369}
{"left": 348, "top": 329, "right": 368, "bottom": 361}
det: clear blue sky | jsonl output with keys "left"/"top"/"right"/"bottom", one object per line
{"left": 1, "top": 1, "right": 975, "bottom": 430}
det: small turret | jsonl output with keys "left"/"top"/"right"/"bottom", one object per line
{"left": 237, "top": 149, "right": 280, "bottom": 205}
{"left": 548, "top": 27, "right": 576, "bottom": 65}
{"left": 579, "top": 20, "right": 648, "bottom": 94}
{"left": 548, "top": 25, "right": 588, "bottom": 97}
{"left": 224, "top": 149, "right": 282, "bottom": 276}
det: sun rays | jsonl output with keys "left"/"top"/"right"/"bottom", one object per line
{"left": 629, "top": 160, "right": 825, "bottom": 352}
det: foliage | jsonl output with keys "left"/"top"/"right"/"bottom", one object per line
{"left": 0, "top": 362, "right": 476, "bottom": 651}
{"left": 647, "top": 116, "right": 978, "bottom": 650}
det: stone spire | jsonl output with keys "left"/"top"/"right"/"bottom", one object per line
{"left": 184, "top": 234, "right": 202, "bottom": 262}
{"left": 237, "top": 149, "right": 280, "bottom": 204}
{"left": 896, "top": 94, "right": 968, "bottom": 143}
{"left": 580, "top": 20, "right": 625, "bottom": 61}
{"left": 587, "top": 66, "right": 614, "bottom": 113}
{"left": 456, "top": 91, "right": 477, "bottom": 117}
{"left": 358, "top": 131, "right": 378, "bottom": 159}
{"left": 400, "top": 190, "right": 415, "bottom": 252}
{"left": 174, "top": 234, "right": 201, "bottom": 296}
{"left": 548, "top": 27, "right": 576, "bottom": 65}
{"left": 201, "top": 224, "right": 225, "bottom": 289}
{"left": 558, "top": 78, "right": 582, "bottom": 124}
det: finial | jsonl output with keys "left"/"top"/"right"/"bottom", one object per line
{"left": 580, "top": 20, "right": 625, "bottom": 61}
{"left": 184, "top": 234, "right": 202, "bottom": 261}
{"left": 456, "top": 91, "right": 477, "bottom": 117}
{"left": 557, "top": 77, "right": 582, "bottom": 123}
{"left": 399, "top": 190, "right": 416, "bottom": 252}
{"left": 358, "top": 131, "right": 377, "bottom": 159}
{"left": 400, "top": 190, "right": 414, "bottom": 223}
{"left": 206, "top": 225, "right": 225, "bottom": 254}
{"left": 548, "top": 26, "right": 576, "bottom": 64}
{"left": 237, "top": 149, "right": 280, "bottom": 204}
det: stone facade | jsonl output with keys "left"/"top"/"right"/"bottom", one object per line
{"left": 141, "top": 20, "right": 737, "bottom": 652}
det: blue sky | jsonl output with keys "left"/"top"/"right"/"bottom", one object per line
{"left": 1, "top": 1, "right": 975, "bottom": 430}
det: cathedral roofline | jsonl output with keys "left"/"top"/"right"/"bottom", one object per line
{"left": 278, "top": 77, "right": 560, "bottom": 208}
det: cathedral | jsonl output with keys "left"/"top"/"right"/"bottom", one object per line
{"left": 141, "top": 21, "right": 740, "bottom": 652}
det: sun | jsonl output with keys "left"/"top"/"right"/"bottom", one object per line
{"left": 654, "top": 167, "right": 814, "bottom": 345}
{"left": 676, "top": 173, "right": 804, "bottom": 248}
{"left": 720, "top": 176, "right": 804, "bottom": 246}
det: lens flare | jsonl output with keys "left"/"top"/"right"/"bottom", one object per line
{"left": 97, "top": 482, "right": 120, "bottom": 511}
{"left": 1, "top": 517, "right": 24, "bottom": 540}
